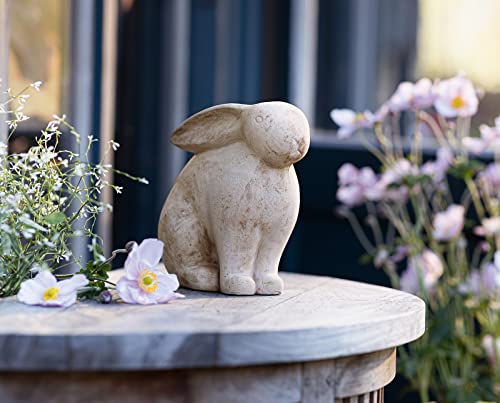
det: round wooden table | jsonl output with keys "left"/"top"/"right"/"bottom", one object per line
{"left": 0, "top": 270, "right": 425, "bottom": 403}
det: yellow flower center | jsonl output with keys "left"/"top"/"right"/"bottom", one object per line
{"left": 43, "top": 287, "right": 59, "bottom": 301}
{"left": 354, "top": 113, "right": 366, "bottom": 122}
{"left": 138, "top": 270, "right": 158, "bottom": 293}
{"left": 450, "top": 96, "right": 465, "bottom": 109}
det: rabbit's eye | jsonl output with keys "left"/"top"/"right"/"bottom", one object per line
{"left": 254, "top": 115, "right": 273, "bottom": 131}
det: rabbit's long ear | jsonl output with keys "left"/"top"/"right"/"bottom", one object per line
{"left": 171, "top": 103, "right": 247, "bottom": 153}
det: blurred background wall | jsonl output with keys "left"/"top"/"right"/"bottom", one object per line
{"left": 7, "top": 0, "right": 500, "bottom": 281}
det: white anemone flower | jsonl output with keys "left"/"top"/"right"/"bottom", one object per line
{"left": 433, "top": 73, "right": 478, "bottom": 118}
{"left": 463, "top": 116, "right": 500, "bottom": 154}
{"left": 474, "top": 216, "right": 500, "bottom": 237}
{"left": 116, "top": 239, "right": 184, "bottom": 305}
{"left": 17, "top": 271, "right": 88, "bottom": 307}
{"left": 432, "top": 205, "right": 465, "bottom": 241}
{"left": 388, "top": 78, "right": 435, "bottom": 112}
{"left": 330, "top": 109, "right": 377, "bottom": 139}
{"left": 400, "top": 250, "right": 444, "bottom": 295}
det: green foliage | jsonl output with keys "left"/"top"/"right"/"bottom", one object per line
{"left": 0, "top": 84, "right": 146, "bottom": 297}
{"left": 449, "top": 159, "right": 485, "bottom": 180}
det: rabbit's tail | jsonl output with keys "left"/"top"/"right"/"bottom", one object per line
{"left": 174, "top": 265, "right": 220, "bottom": 292}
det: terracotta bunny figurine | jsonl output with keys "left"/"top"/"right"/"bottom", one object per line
{"left": 158, "top": 101, "right": 310, "bottom": 295}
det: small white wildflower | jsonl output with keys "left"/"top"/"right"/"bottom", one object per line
{"left": 6, "top": 194, "right": 21, "bottom": 207}
{"left": 30, "top": 81, "right": 42, "bottom": 91}
{"left": 109, "top": 140, "right": 120, "bottom": 151}
{"left": 53, "top": 182, "right": 62, "bottom": 192}
{"left": 47, "top": 120, "right": 59, "bottom": 132}
{"left": 14, "top": 111, "right": 30, "bottom": 122}
{"left": 58, "top": 158, "right": 69, "bottom": 168}
{"left": 74, "top": 163, "right": 85, "bottom": 177}
{"left": 22, "top": 229, "right": 35, "bottom": 239}
{"left": 52, "top": 114, "right": 66, "bottom": 121}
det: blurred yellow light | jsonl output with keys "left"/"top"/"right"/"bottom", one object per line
{"left": 417, "top": 0, "right": 500, "bottom": 92}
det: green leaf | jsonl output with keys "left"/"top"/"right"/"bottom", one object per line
{"left": 1, "top": 236, "right": 11, "bottom": 256}
{"left": 449, "top": 159, "right": 484, "bottom": 179}
{"left": 44, "top": 212, "right": 66, "bottom": 225}
{"left": 19, "top": 216, "right": 48, "bottom": 232}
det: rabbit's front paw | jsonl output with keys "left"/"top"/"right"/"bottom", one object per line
{"left": 220, "top": 274, "right": 256, "bottom": 295}
{"left": 255, "top": 273, "right": 284, "bottom": 295}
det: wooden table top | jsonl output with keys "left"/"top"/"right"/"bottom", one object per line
{"left": 0, "top": 269, "right": 425, "bottom": 371}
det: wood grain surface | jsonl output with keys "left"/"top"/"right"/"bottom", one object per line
{"left": 0, "top": 269, "right": 425, "bottom": 370}
{"left": 0, "top": 348, "right": 394, "bottom": 403}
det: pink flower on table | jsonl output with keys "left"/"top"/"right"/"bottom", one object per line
{"left": 336, "top": 163, "right": 378, "bottom": 207}
{"left": 463, "top": 116, "right": 500, "bottom": 154}
{"left": 400, "top": 249, "right": 444, "bottom": 295}
{"left": 17, "top": 271, "right": 89, "bottom": 307}
{"left": 433, "top": 73, "right": 478, "bottom": 118}
{"left": 116, "top": 239, "right": 184, "bottom": 305}
{"left": 482, "top": 335, "right": 500, "bottom": 369}
{"left": 474, "top": 217, "right": 500, "bottom": 237}
{"left": 432, "top": 205, "right": 465, "bottom": 241}
{"left": 388, "top": 78, "right": 435, "bottom": 112}
{"left": 421, "top": 148, "right": 453, "bottom": 182}
{"left": 330, "top": 109, "right": 377, "bottom": 139}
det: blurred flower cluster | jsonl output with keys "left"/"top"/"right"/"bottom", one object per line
{"left": 0, "top": 83, "right": 147, "bottom": 299}
{"left": 332, "top": 73, "right": 499, "bottom": 402}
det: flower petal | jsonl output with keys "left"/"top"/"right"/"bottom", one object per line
{"left": 17, "top": 279, "right": 45, "bottom": 305}
{"left": 129, "top": 286, "right": 158, "bottom": 305}
{"left": 330, "top": 109, "right": 356, "bottom": 126}
{"left": 337, "top": 126, "right": 354, "bottom": 139}
{"left": 154, "top": 291, "right": 184, "bottom": 304}
{"left": 58, "top": 274, "right": 89, "bottom": 295}
{"left": 35, "top": 270, "right": 57, "bottom": 288}
{"left": 116, "top": 277, "right": 140, "bottom": 304}
{"left": 156, "top": 272, "right": 180, "bottom": 293}
{"left": 52, "top": 293, "right": 77, "bottom": 307}
{"left": 136, "top": 238, "right": 164, "bottom": 268}
{"left": 124, "top": 249, "right": 142, "bottom": 280}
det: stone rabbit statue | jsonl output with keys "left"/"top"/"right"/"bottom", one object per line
{"left": 158, "top": 101, "right": 310, "bottom": 295}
